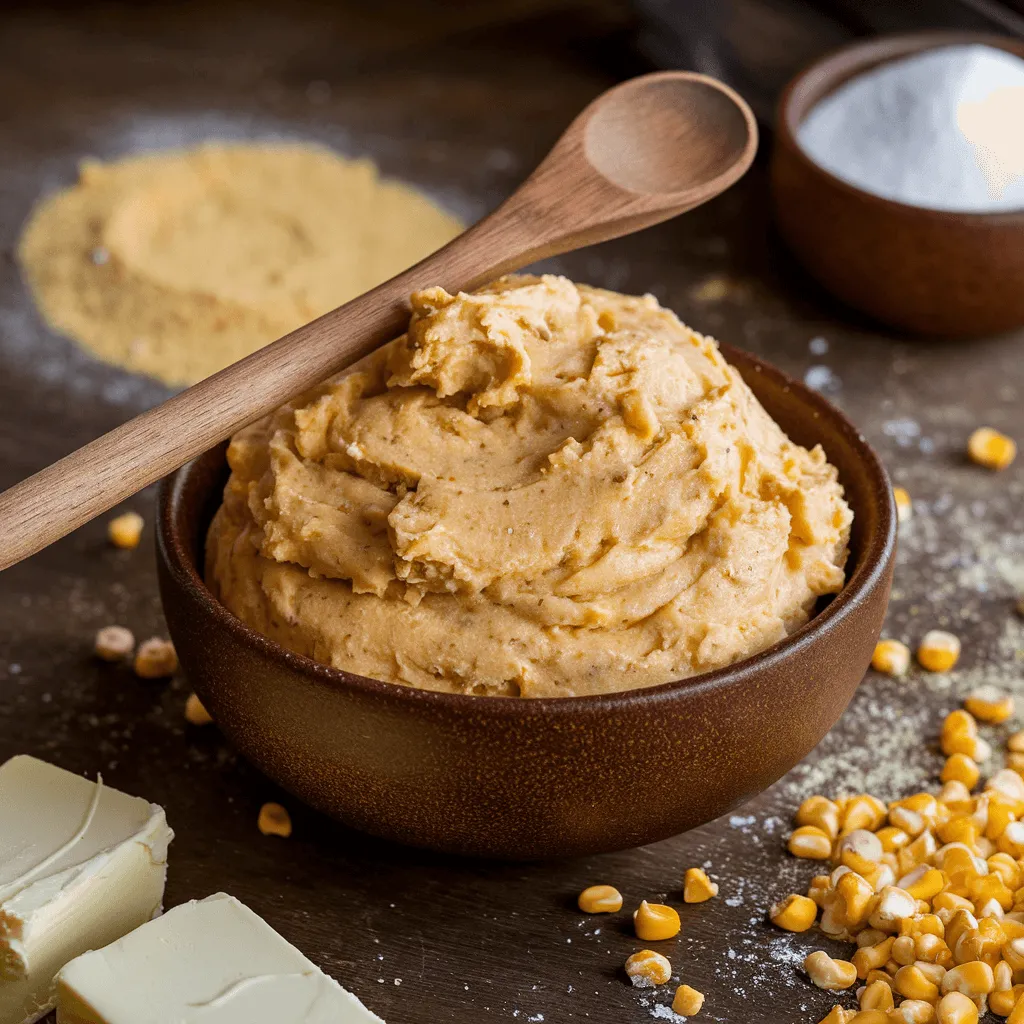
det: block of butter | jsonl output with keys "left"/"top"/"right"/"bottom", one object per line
{"left": 0, "top": 755, "right": 172, "bottom": 1024}
{"left": 57, "top": 893, "right": 386, "bottom": 1024}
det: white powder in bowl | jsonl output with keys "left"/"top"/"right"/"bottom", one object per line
{"left": 797, "top": 44, "right": 1024, "bottom": 213}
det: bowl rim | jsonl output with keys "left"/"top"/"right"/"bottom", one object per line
{"left": 158, "top": 343, "right": 896, "bottom": 718}
{"left": 775, "top": 30, "right": 1024, "bottom": 224}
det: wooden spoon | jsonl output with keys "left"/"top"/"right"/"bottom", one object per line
{"left": 0, "top": 71, "right": 756, "bottom": 571}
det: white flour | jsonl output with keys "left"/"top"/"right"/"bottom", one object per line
{"left": 798, "top": 44, "right": 1024, "bottom": 212}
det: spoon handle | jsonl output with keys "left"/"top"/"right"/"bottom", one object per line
{"left": 0, "top": 215, "right": 523, "bottom": 571}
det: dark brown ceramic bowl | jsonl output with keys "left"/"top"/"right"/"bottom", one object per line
{"left": 157, "top": 345, "right": 896, "bottom": 860}
{"left": 772, "top": 32, "right": 1024, "bottom": 337}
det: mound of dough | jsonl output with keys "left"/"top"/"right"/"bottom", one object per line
{"left": 207, "top": 275, "right": 853, "bottom": 698}
{"left": 18, "top": 143, "right": 462, "bottom": 385}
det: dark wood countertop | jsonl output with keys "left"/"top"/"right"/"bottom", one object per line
{"left": 1, "top": 3, "right": 1021, "bottom": 1022}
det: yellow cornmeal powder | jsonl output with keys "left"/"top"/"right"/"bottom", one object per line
{"left": 17, "top": 142, "right": 464, "bottom": 386}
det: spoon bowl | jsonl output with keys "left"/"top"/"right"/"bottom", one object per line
{"left": 583, "top": 73, "right": 756, "bottom": 196}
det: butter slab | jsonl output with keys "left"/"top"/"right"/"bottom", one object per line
{"left": 57, "top": 893, "right": 386, "bottom": 1024}
{"left": 0, "top": 755, "right": 172, "bottom": 1024}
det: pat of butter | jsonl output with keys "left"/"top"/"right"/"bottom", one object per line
{"left": 0, "top": 755, "right": 172, "bottom": 1024}
{"left": 57, "top": 893, "right": 386, "bottom": 1024}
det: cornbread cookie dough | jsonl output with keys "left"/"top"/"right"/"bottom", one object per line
{"left": 18, "top": 143, "right": 462, "bottom": 386}
{"left": 207, "top": 276, "right": 852, "bottom": 698}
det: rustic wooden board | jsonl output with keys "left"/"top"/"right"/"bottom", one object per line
{"left": 0, "top": 4, "right": 1021, "bottom": 1023}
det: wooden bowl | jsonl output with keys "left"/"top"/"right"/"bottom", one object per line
{"left": 156, "top": 346, "right": 896, "bottom": 860}
{"left": 771, "top": 32, "right": 1024, "bottom": 337}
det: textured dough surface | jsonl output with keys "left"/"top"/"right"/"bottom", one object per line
{"left": 207, "top": 275, "right": 853, "bottom": 698}
{"left": 18, "top": 143, "right": 462, "bottom": 386}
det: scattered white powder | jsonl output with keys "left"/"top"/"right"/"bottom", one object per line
{"left": 649, "top": 1005, "right": 685, "bottom": 1021}
{"left": 803, "top": 365, "right": 841, "bottom": 394}
{"left": 798, "top": 44, "right": 1024, "bottom": 212}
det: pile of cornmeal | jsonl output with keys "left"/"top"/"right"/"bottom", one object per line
{"left": 18, "top": 143, "right": 462, "bottom": 385}
{"left": 206, "top": 275, "right": 853, "bottom": 697}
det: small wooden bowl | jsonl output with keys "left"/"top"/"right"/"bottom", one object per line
{"left": 156, "top": 346, "right": 896, "bottom": 860}
{"left": 772, "top": 32, "right": 1024, "bottom": 337}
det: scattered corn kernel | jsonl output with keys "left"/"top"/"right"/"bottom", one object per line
{"left": 625, "top": 949, "right": 671, "bottom": 988}
{"left": 133, "top": 637, "right": 178, "bottom": 679}
{"left": 788, "top": 825, "right": 833, "bottom": 859}
{"left": 1008, "top": 991, "right": 1024, "bottom": 1024}
{"left": 936, "top": 991, "right": 979, "bottom": 1024}
{"left": 893, "top": 486, "right": 912, "bottom": 523}
{"left": 892, "top": 1001, "right": 937, "bottom": 1024}
{"left": 94, "top": 624, "right": 134, "bottom": 661}
{"left": 941, "top": 960, "right": 994, "bottom": 997}
{"left": 964, "top": 685, "right": 1014, "bottom": 724}
{"left": 107, "top": 510, "right": 144, "bottom": 549}
{"left": 683, "top": 867, "right": 718, "bottom": 903}
{"left": 940, "top": 753, "right": 979, "bottom": 789}
{"left": 872, "top": 638, "right": 911, "bottom": 677}
{"left": 859, "top": 978, "right": 894, "bottom": 1011}
{"left": 770, "top": 893, "right": 817, "bottom": 932}
{"left": 967, "top": 426, "right": 1016, "bottom": 471}
{"left": 805, "top": 950, "right": 857, "bottom": 991}
{"left": 918, "top": 631, "right": 961, "bottom": 673}
{"left": 578, "top": 885, "right": 622, "bottom": 914}
{"left": 893, "top": 963, "right": 939, "bottom": 1002}
{"left": 796, "top": 795, "right": 841, "bottom": 838}
{"left": 184, "top": 693, "right": 213, "bottom": 726}
{"left": 671, "top": 985, "right": 704, "bottom": 1016}
{"left": 634, "top": 901, "right": 680, "bottom": 941}
{"left": 258, "top": 801, "right": 292, "bottom": 838}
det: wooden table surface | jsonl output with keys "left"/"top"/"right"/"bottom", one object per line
{"left": 1, "top": 3, "right": 1021, "bottom": 1022}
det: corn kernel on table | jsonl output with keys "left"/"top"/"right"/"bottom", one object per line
{"left": 0, "top": 3, "right": 1022, "bottom": 1023}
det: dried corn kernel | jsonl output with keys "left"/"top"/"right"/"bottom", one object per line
{"left": 788, "top": 825, "right": 833, "bottom": 859}
{"left": 258, "top": 801, "right": 292, "bottom": 838}
{"left": 892, "top": 1001, "right": 937, "bottom": 1024}
{"left": 853, "top": 938, "right": 895, "bottom": 979}
{"left": 671, "top": 985, "right": 704, "bottom": 1016}
{"left": 859, "top": 978, "right": 894, "bottom": 1011}
{"left": 992, "top": 986, "right": 1024, "bottom": 1016}
{"left": 578, "top": 885, "right": 622, "bottom": 914}
{"left": 769, "top": 893, "right": 817, "bottom": 932}
{"left": 849, "top": 1012, "right": 889, "bottom": 1024}
{"left": 133, "top": 637, "right": 178, "bottom": 679}
{"left": 936, "top": 991, "right": 979, "bottom": 1024}
{"left": 841, "top": 795, "right": 888, "bottom": 833}
{"left": 1009, "top": 730, "right": 1024, "bottom": 754}
{"left": 625, "top": 949, "right": 671, "bottom": 988}
{"left": 683, "top": 867, "right": 718, "bottom": 903}
{"left": 893, "top": 486, "right": 913, "bottom": 524}
{"left": 805, "top": 950, "right": 857, "bottom": 991}
{"left": 891, "top": 935, "right": 917, "bottom": 966}
{"left": 965, "top": 685, "right": 1014, "bottom": 725}
{"left": 941, "top": 754, "right": 980, "bottom": 789}
{"left": 107, "top": 510, "right": 144, "bottom": 549}
{"left": 94, "top": 624, "right": 134, "bottom": 661}
{"left": 942, "top": 960, "right": 993, "bottom": 998}
{"left": 919, "top": 631, "right": 961, "bottom": 673}
{"left": 967, "top": 426, "right": 1016, "bottom": 471}
{"left": 872, "top": 638, "right": 911, "bottom": 676}
{"left": 893, "top": 964, "right": 940, "bottom": 1002}
{"left": 796, "top": 795, "right": 841, "bottom": 839}
{"left": 634, "top": 901, "right": 680, "bottom": 941}
{"left": 899, "top": 866, "right": 944, "bottom": 902}
{"left": 1010, "top": 992, "right": 1024, "bottom": 1024}
{"left": 184, "top": 693, "right": 213, "bottom": 726}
